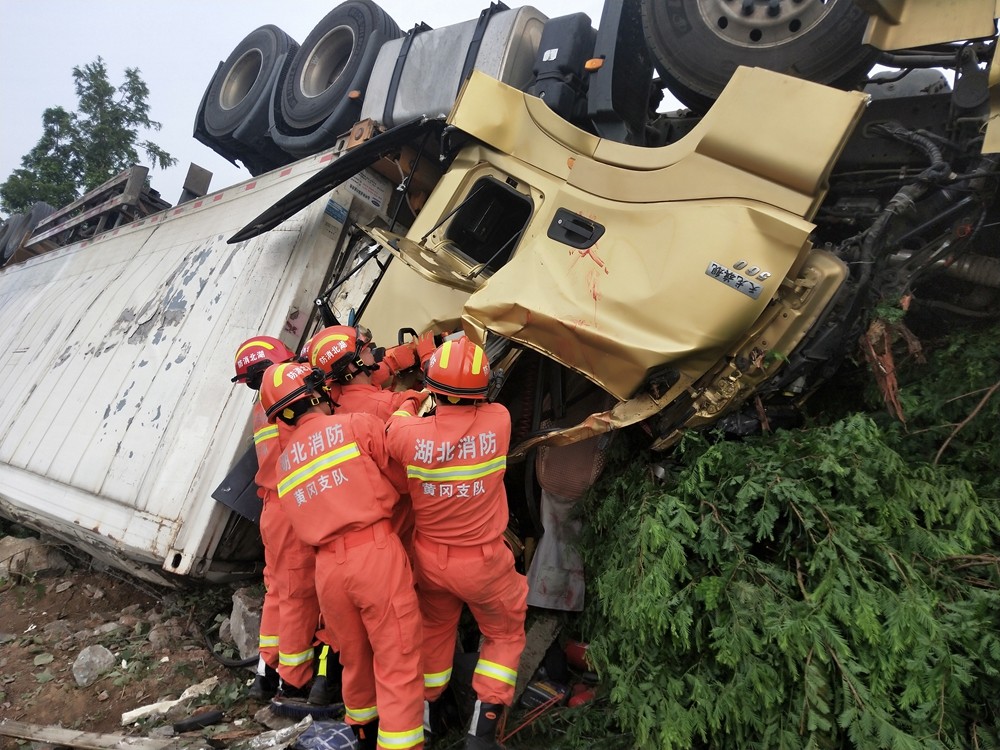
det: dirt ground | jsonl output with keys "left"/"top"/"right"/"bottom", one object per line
{"left": 0, "top": 566, "right": 262, "bottom": 741}
{"left": 0, "top": 547, "right": 581, "bottom": 748}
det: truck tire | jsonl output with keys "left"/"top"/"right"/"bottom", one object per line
{"left": 23, "top": 201, "right": 56, "bottom": 254}
{"left": 640, "top": 0, "right": 878, "bottom": 113}
{"left": 28, "top": 201, "right": 56, "bottom": 226}
{"left": 0, "top": 218, "right": 10, "bottom": 258}
{"left": 1, "top": 203, "right": 56, "bottom": 264}
{"left": 1, "top": 213, "right": 28, "bottom": 265}
{"left": 278, "top": 0, "right": 400, "bottom": 134}
{"left": 203, "top": 25, "right": 298, "bottom": 138}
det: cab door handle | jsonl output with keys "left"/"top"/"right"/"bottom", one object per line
{"left": 547, "top": 209, "right": 605, "bottom": 249}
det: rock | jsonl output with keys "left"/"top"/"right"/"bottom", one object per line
{"left": 253, "top": 704, "right": 300, "bottom": 730}
{"left": 230, "top": 587, "right": 264, "bottom": 661}
{"left": 218, "top": 616, "right": 232, "bottom": 645}
{"left": 0, "top": 536, "right": 69, "bottom": 579}
{"left": 119, "top": 614, "right": 141, "bottom": 629}
{"left": 147, "top": 621, "right": 183, "bottom": 652}
{"left": 93, "top": 622, "right": 123, "bottom": 637}
{"left": 72, "top": 644, "right": 116, "bottom": 687}
{"left": 42, "top": 620, "right": 73, "bottom": 641}
{"left": 82, "top": 583, "right": 105, "bottom": 599}
{"left": 57, "top": 637, "right": 78, "bottom": 652}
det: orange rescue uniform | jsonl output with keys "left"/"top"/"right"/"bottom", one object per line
{"left": 335, "top": 383, "right": 425, "bottom": 554}
{"left": 253, "top": 400, "right": 322, "bottom": 688}
{"left": 385, "top": 401, "right": 528, "bottom": 706}
{"left": 335, "top": 382, "right": 424, "bottom": 420}
{"left": 276, "top": 410, "right": 424, "bottom": 749}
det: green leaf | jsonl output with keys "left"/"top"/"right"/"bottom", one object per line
{"left": 574, "top": 337, "right": 1000, "bottom": 750}
{"left": 0, "top": 56, "right": 175, "bottom": 214}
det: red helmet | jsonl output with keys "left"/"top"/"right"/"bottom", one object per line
{"left": 423, "top": 336, "right": 490, "bottom": 400}
{"left": 308, "top": 325, "right": 369, "bottom": 383}
{"left": 259, "top": 362, "right": 322, "bottom": 423}
{"left": 232, "top": 336, "right": 296, "bottom": 386}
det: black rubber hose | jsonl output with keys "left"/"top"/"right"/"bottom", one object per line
{"left": 173, "top": 709, "right": 225, "bottom": 732}
{"left": 202, "top": 628, "right": 258, "bottom": 668}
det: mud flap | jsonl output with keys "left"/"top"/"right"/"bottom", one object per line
{"left": 211, "top": 445, "right": 263, "bottom": 523}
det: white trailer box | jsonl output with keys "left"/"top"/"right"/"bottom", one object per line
{"left": 0, "top": 154, "right": 397, "bottom": 585}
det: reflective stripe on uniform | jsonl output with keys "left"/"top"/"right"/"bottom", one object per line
{"left": 258, "top": 634, "right": 279, "bottom": 648}
{"left": 424, "top": 667, "right": 452, "bottom": 689}
{"left": 474, "top": 658, "right": 517, "bottom": 687}
{"left": 378, "top": 726, "right": 424, "bottom": 749}
{"left": 346, "top": 704, "right": 379, "bottom": 723}
{"left": 277, "top": 442, "right": 361, "bottom": 498}
{"left": 406, "top": 455, "right": 505, "bottom": 483}
{"left": 254, "top": 424, "right": 279, "bottom": 445}
{"left": 279, "top": 646, "right": 315, "bottom": 667}
{"left": 315, "top": 644, "right": 330, "bottom": 677}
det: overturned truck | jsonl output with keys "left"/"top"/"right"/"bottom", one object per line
{"left": 0, "top": 0, "right": 998, "bottom": 589}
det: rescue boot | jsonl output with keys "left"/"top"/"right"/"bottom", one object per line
{"left": 352, "top": 718, "right": 380, "bottom": 750}
{"left": 307, "top": 643, "right": 343, "bottom": 705}
{"left": 424, "top": 698, "right": 443, "bottom": 747}
{"left": 465, "top": 700, "right": 505, "bottom": 749}
{"left": 248, "top": 657, "right": 279, "bottom": 702}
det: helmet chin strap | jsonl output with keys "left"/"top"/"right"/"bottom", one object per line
{"left": 319, "top": 388, "right": 339, "bottom": 410}
{"left": 349, "top": 353, "right": 378, "bottom": 378}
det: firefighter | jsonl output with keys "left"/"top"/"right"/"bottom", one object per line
{"left": 307, "top": 325, "right": 431, "bottom": 556}
{"left": 260, "top": 361, "right": 426, "bottom": 750}
{"left": 307, "top": 324, "right": 430, "bottom": 419}
{"left": 231, "top": 336, "right": 338, "bottom": 707}
{"left": 384, "top": 336, "right": 528, "bottom": 750}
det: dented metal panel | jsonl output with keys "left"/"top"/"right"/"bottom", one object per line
{"left": 859, "top": 0, "right": 996, "bottom": 50}
{"left": 0, "top": 155, "right": 393, "bottom": 582}
{"left": 385, "top": 69, "right": 867, "bottom": 401}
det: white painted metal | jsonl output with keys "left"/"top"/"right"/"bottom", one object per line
{"left": 0, "top": 154, "right": 393, "bottom": 583}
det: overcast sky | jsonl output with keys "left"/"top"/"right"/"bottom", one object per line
{"left": 0, "top": 0, "right": 612, "bottom": 214}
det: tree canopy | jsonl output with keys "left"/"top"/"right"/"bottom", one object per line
{"left": 530, "top": 322, "right": 1000, "bottom": 750}
{"left": 0, "top": 57, "right": 177, "bottom": 216}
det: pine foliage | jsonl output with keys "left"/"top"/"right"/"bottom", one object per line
{"left": 889, "top": 324, "right": 1000, "bottom": 499}
{"left": 573, "top": 325, "right": 1000, "bottom": 750}
{"left": 1, "top": 57, "right": 176, "bottom": 215}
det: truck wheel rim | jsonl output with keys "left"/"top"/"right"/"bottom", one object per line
{"left": 698, "top": 0, "right": 837, "bottom": 48}
{"left": 300, "top": 26, "right": 356, "bottom": 99}
{"left": 219, "top": 48, "right": 264, "bottom": 110}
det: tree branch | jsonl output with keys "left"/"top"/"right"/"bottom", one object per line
{"left": 934, "top": 379, "right": 1000, "bottom": 465}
